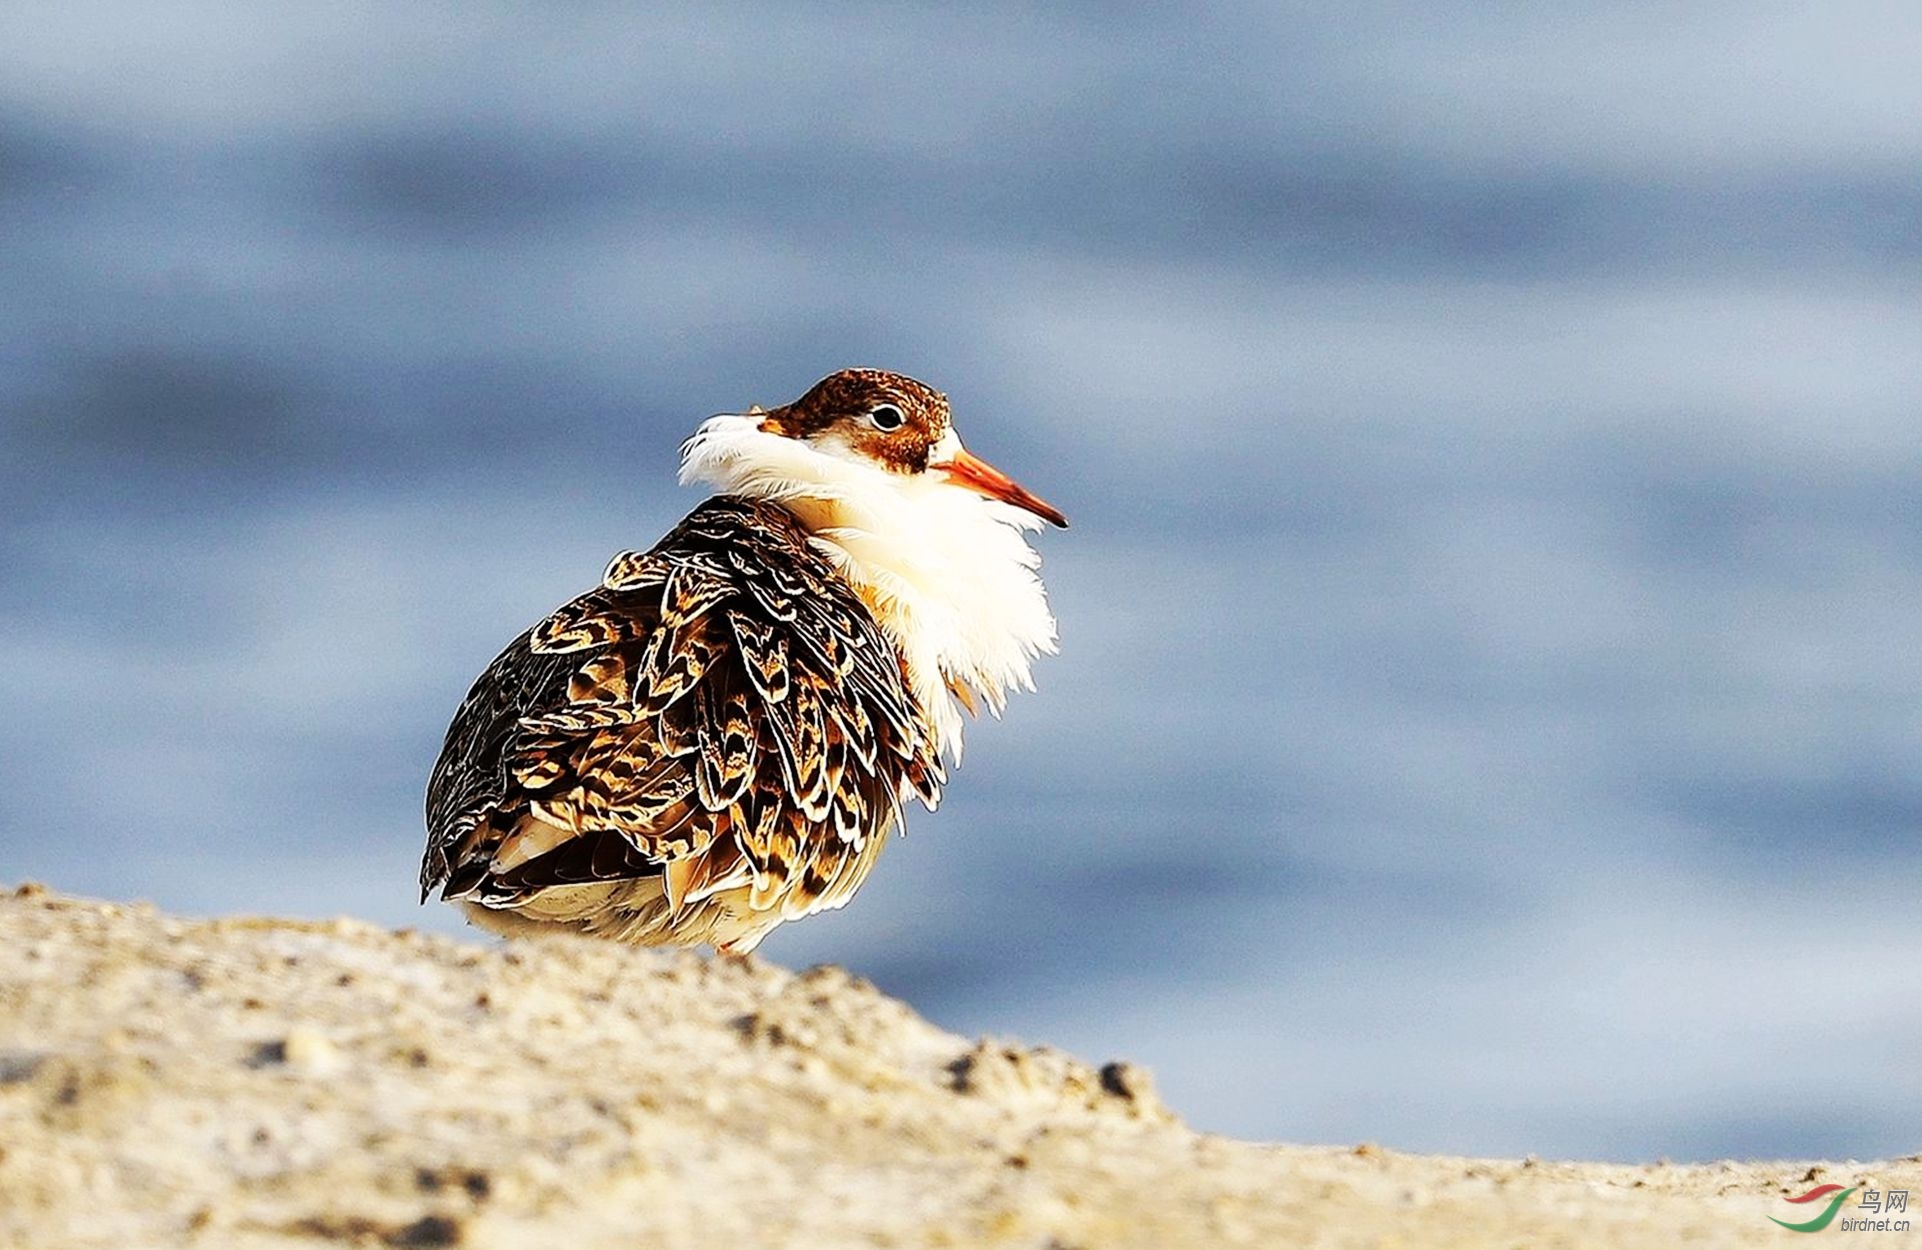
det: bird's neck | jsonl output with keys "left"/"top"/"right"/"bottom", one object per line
{"left": 680, "top": 417, "right": 1057, "bottom": 757}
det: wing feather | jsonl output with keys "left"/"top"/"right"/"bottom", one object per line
{"left": 420, "top": 497, "right": 943, "bottom": 934}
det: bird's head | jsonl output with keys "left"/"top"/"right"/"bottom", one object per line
{"left": 682, "top": 368, "right": 1067, "bottom": 530}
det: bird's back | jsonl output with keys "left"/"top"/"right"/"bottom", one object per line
{"left": 421, "top": 496, "right": 944, "bottom": 952}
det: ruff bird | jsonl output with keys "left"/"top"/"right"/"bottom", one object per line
{"left": 421, "top": 368, "right": 1066, "bottom": 952}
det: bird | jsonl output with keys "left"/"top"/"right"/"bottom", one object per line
{"left": 420, "top": 368, "right": 1066, "bottom": 953}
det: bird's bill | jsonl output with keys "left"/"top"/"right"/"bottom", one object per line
{"left": 940, "top": 448, "right": 1069, "bottom": 528}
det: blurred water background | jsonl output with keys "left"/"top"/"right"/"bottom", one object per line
{"left": 5, "top": 2, "right": 1922, "bottom": 1162}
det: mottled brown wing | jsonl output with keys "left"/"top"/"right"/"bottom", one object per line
{"left": 420, "top": 496, "right": 940, "bottom": 923}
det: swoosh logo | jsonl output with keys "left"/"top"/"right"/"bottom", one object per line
{"left": 1771, "top": 1185, "right": 1858, "bottom": 1232}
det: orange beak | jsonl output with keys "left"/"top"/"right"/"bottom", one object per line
{"left": 941, "top": 448, "right": 1069, "bottom": 528}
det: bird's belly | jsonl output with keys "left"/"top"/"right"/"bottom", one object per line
{"left": 459, "top": 879, "right": 785, "bottom": 954}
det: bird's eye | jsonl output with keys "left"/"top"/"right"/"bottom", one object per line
{"left": 868, "top": 404, "right": 906, "bottom": 432}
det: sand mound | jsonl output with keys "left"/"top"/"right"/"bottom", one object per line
{"left": 0, "top": 885, "right": 1912, "bottom": 1248}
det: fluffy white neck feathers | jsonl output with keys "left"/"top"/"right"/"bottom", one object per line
{"left": 680, "top": 415, "right": 1057, "bottom": 757}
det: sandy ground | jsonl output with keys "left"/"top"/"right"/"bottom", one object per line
{"left": 0, "top": 885, "right": 1914, "bottom": 1249}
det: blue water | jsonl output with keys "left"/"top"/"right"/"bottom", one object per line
{"left": 4, "top": 3, "right": 1920, "bottom": 1162}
